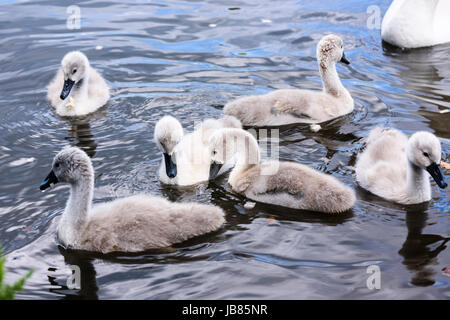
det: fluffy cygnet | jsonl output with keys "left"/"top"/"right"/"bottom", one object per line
{"left": 39, "top": 147, "right": 225, "bottom": 253}
{"left": 224, "top": 34, "right": 353, "bottom": 126}
{"left": 47, "top": 51, "right": 110, "bottom": 117}
{"left": 154, "top": 115, "right": 242, "bottom": 186}
{"left": 355, "top": 127, "right": 447, "bottom": 204}
{"left": 208, "top": 128, "right": 356, "bottom": 213}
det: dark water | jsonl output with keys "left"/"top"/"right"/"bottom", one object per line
{"left": 0, "top": 0, "right": 449, "bottom": 299}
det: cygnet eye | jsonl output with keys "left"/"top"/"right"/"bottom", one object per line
{"left": 213, "top": 150, "right": 217, "bottom": 155}
{"left": 423, "top": 152, "right": 429, "bottom": 158}
{"left": 72, "top": 69, "right": 77, "bottom": 74}
{"left": 55, "top": 162, "right": 60, "bottom": 168}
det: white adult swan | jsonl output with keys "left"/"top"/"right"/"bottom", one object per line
{"left": 381, "top": 0, "right": 450, "bottom": 49}
{"left": 224, "top": 34, "right": 353, "bottom": 126}
{"left": 355, "top": 127, "right": 447, "bottom": 204}
{"left": 154, "top": 115, "right": 242, "bottom": 186}
{"left": 208, "top": 128, "right": 356, "bottom": 213}
{"left": 39, "top": 147, "right": 225, "bottom": 253}
{"left": 47, "top": 51, "right": 110, "bottom": 117}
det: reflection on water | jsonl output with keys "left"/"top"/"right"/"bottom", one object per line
{"left": 61, "top": 107, "right": 109, "bottom": 158}
{"left": 399, "top": 206, "right": 450, "bottom": 287}
{"left": 53, "top": 247, "right": 99, "bottom": 300}
{"left": 382, "top": 42, "right": 450, "bottom": 138}
{"left": 65, "top": 119, "right": 97, "bottom": 158}
{"left": 0, "top": 0, "right": 448, "bottom": 299}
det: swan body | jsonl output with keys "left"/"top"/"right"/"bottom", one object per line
{"left": 208, "top": 128, "right": 356, "bottom": 213}
{"left": 154, "top": 115, "right": 242, "bottom": 186}
{"left": 381, "top": 0, "right": 450, "bottom": 49}
{"left": 39, "top": 147, "right": 225, "bottom": 253}
{"left": 355, "top": 127, "right": 447, "bottom": 204}
{"left": 224, "top": 34, "right": 353, "bottom": 126}
{"left": 47, "top": 51, "right": 110, "bottom": 117}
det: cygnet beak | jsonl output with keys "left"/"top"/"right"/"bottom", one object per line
{"left": 209, "top": 161, "right": 223, "bottom": 180}
{"left": 60, "top": 79, "right": 75, "bottom": 100}
{"left": 340, "top": 52, "right": 350, "bottom": 65}
{"left": 163, "top": 153, "right": 177, "bottom": 179}
{"left": 40, "top": 170, "right": 59, "bottom": 191}
{"left": 426, "top": 162, "right": 447, "bottom": 189}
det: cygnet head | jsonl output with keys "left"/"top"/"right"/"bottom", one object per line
{"left": 40, "top": 147, "right": 93, "bottom": 190}
{"left": 199, "top": 115, "right": 242, "bottom": 144}
{"left": 154, "top": 116, "right": 183, "bottom": 179}
{"left": 60, "top": 51, "right": 90, "bottom": 100}
{"left": 208, "top": 128, "right": 259, "bottom": 180}
{"left": 317, "top": 34, "right": 350, "bottom": 68}
{"left": 407, "top": 131, "right": 447, "bottom": 189}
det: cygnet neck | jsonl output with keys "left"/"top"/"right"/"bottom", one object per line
{"left": 406, "top": 160, "right": 431, "bottom": 202}
{"left": 73, "top": 70, "right": 90, "bottom": 100}
{"left": 61, "top": 172, "right": 94, "bottom": 231}
{"left": 319, "top": 59, "right": 346, "bottom": 97}
{"left": 227, "top": 130, "right": 260, "bottom": 180}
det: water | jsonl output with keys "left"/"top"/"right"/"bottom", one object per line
{"left": 0, "top": 0, "right": 449, "bottom": 299}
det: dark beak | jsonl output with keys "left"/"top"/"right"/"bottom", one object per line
{"left": 209, "top": 161, "right": 223, "bottom": 180}
{"left": 60, "top": 79, "right": 75, "bottom": 100}
{"left": 426, "top": 163, "right": 447, "bottom": 189}
{"left": 40, "top": 170, "right": 59, "bottom": 191}
{"left": 340, "top": 52, "right": 350, "bottom": 65}
{"left": 163, "top": 153, "right": 177, "bottom": 179}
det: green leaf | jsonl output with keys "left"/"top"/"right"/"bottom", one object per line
{"left": 0, "top": 246, "right": 33, "bottom": 300}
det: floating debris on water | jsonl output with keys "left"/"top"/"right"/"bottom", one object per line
{"left": 310, "top": 124, "right": 321, "bottom": 132}
{"left": 244, "top": 201, "right": 256, "bottom": 209}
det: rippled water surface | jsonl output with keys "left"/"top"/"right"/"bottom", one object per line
{"left": 0, "top": 0, "right": 449, "bottom": 299}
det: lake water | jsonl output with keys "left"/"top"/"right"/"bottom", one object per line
{"left": 0, "top": 0, "right": 449, "bottom": 299}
